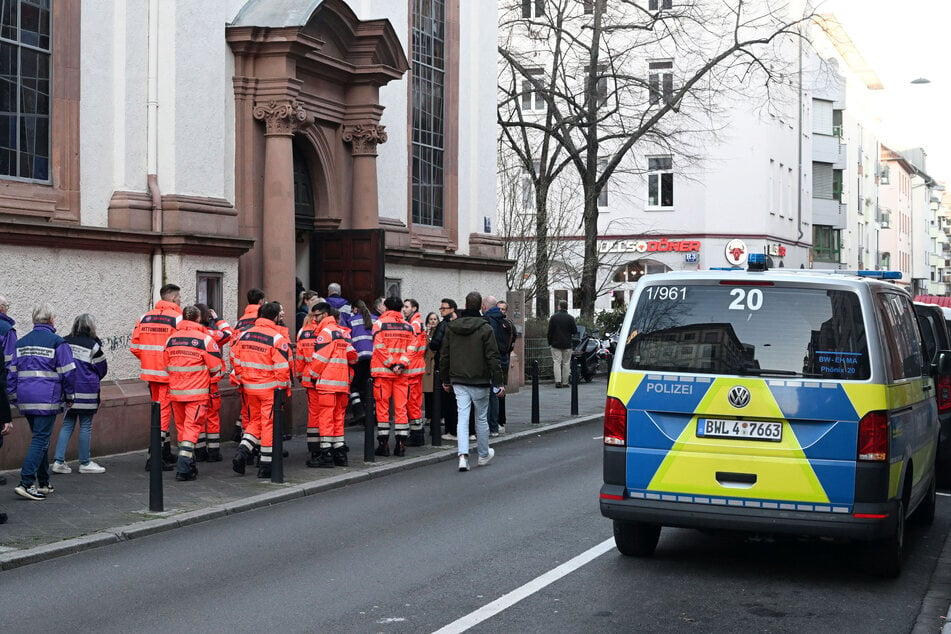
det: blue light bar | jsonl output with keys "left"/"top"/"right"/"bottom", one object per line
{"left": 747, "top": 252, "right": 767, "bottom": 271}
{"left": 709, "top": 266, "right": 743, "bottom": 271}
{"left": 855, "top": 270, "right": 902, "bottom": 279}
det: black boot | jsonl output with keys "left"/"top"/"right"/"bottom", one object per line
{"left": 195, "top": 447, "right": 209, "bottom": 462}
{"left": 332, "top": 445, "right": 349, "bottom": 467}
{"left": 312, "top": 448, "right": 335, "bottom": 468}
{"left": 162, "top": 442, "right": 176, "bottom": 465}
{"left": 374, "top": 437, "right": 390, "bottom": 457}
{"left": 207, "top": 448, "right": 222, "bottom": 462}
{"left": 232, "top": 446, "right": 250, "bottom": 475}
{"left": 394, "top": 436, "right": 407, "bottom": 457}
{"left": 305, "top": 451, "right": 322, "bottom": 468}
{"left": 257, "top": 464, "right": 272, "bottom": 479}
{"left": 230, "top": 425, "right": 243, "bottom": 443}
{"left": 408, "top": 428, "right": 426, "bottom": 447}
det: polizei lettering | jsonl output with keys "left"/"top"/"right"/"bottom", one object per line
{"left": 645, "top": 382, "right": 693, "bottom": 395}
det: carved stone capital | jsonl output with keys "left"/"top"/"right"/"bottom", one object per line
{"left": 343, "top": 124, "right": 388, "bottom": 156}
{"left": 252, "top": 100, "right": 309, "bottom": 136}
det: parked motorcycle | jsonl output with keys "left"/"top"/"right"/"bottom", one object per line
{"left": 572, "top": 326, "right": 611, "bottom": 382}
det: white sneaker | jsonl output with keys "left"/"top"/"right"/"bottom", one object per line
{"left": 51, "top": 461, "right": 72, "bottom": 474}
{"left": 498, "top": 425, "right": 506, "bottom": 435}
{"left": 79, "top": 461, "right": 106, "bottom": 474}
{"left": 441, "top": 433, "right": 457, "bottom": 441}
{"left": 478, "top": 448, "right": 495, "bottom": 467}
{"left": 458, "top": 455, "right": 469, "bottom": 471}
{"left": 469, "top": 435, "right": 476, "bottom": 441}
{"left": 490, "top": 432, "right": 500, "bottom": 438}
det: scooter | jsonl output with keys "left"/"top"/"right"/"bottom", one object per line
{"left": 572, "top": 327, "right": 605, "bottom": 383}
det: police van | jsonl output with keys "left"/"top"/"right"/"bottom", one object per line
{"left": 599, "top": 255, "right": 951, "bottom": 576}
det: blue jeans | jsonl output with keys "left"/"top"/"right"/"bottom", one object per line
{"left": 454, "top": 384, "right": 490, "bottom": 458}
{"left": 21, "top": 414, "right": 55, "bottom": 487}
{"left": 54, "top": 410, "right": 94, "bottom": 465}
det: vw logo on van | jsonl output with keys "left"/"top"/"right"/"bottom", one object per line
{"left": 728, "top": 386, "right": 751, "bottom": 408}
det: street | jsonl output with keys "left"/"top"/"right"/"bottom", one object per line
{"left": 2, "top": 419, "right": 950, "bottom": 632}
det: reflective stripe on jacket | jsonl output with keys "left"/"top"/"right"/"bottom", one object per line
{"left": 295, "top": 322, "right": 319, "bottom": 387}
{"left": 371, "top": 310, "right": 414, "bottom": 377}
{"left": 164, "top": 320, "right": 223, "bottom": 401}
{"left": 7, "top": 323, "right": 76, "bottom": 415}
{"left": 65, "top": 335, "right": 108, "bottom": 411}
{"left": 130, "top": 300, "right": 182, "bottom": 383}
{"left": 405, "top": 312, "right": 427, "bottom": 376}
{"left": 231, "top": 318, "right": 291, "bottom": 393}
{"left": 308, "top": 315, "right": 357, "bottom": 392}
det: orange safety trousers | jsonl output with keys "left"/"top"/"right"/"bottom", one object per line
{"left": 317, "top": 391, "right": 348, "bottom": 445}
{"left": 305, "top": 388, "right": 320, "bottom": 450}
{"left": 171, "top": 398, "right": 207, "bottom": 447}
{"left": 374, "top": 374, "right": 408, "bottom": 434}
{"left": 199, "top": 386, "right": 222, "bottom": 449}
{"left": 242, "top": 390, "right": 275, "bottom": 464}
{"left": 149, "top": 382, "right": 174, "bottom": 435}
{"left": 406, "top": 374, "right": 423, "bottom": 421}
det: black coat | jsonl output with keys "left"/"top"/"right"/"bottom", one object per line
{"left": 547, "top": 310, "right": 577, "bottom": 349}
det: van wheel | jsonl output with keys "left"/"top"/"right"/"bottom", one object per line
{"left": 614, "top": 520, "right": 661, "bottom": 557}
{"left": 911, "top": 473, "right": 936, "bottom": 526}
{"left": 866, "top": 499, "right": 904, "bottom": 578}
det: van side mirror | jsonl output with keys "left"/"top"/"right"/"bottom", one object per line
{"left": 934, "top": 350, "right": 951, "bottom": 375}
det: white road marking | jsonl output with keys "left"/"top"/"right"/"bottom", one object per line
{"left": 432, "top": 537, "right": 615, "bottom": 633}
{"left": 938, "top": 492, "right": 951, "bottom": 497}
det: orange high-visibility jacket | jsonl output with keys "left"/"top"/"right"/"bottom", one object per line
{"left": 405, "top": 312, "right": 427, "bottom": 376}
{"left": 308, "top": 315, "right": 357, "bottom": 392}
{"left": 234, "top": 304, "right": 260, "bottom": 334}
{"left": 371, "top": 310, "right": 415, "bottom": 378}
{"left": 131, "top": 300, "right": 183, "bottom": 383}
{"left": 164, "top": 320, "right": 223, "bottom": 401}
{"left": 295, "top": 321, "right": 319, "bottom": 387}
{"left": 230, "top": 317, "right": 291, "bottom": 394}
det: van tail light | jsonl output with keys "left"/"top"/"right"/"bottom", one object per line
{"left": 938, "top": 375, "right": 951, "bottom": 412}
{"left": 857, "top": 410, "right": 889, "bottom": 461}
{"left": 604, "top": 397, "right": 627, "bottom": 446}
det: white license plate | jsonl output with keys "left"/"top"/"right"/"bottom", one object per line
{"left": 697, "top": 418, "right": 782, "bottom": 442}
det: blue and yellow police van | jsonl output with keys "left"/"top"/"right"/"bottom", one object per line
{"left": 599, "top": 255, "right": 951, "bottom": 576}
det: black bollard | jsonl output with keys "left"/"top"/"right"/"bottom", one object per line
{"left": 570, "top": 356, "right": 579, "bottom": 416}
{"left": 364, "top": 378, "right": 376, "bottom": 462}
{"left": 531, "top": 359, "right": 540, "bottom": 425}
{"left": 431, "top": 367, "right": 442, "bottom": 446}
{"left": 271, "top": 388, "right": 284, "bottom": 484}
{"left": 148, "top": 401, "right": 163, "bottom": 512}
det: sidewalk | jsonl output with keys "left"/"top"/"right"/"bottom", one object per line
{"left": 0, "top": 378, "right": 606, "bottom": 570}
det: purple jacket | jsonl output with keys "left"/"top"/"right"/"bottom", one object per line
{"left": 326, "top": 294, "right": 352, "bottom": 329}
{"left": 0, "top": 312, "right": 15, "bottom": 379}
{"left": 65, "top": 335, "right": 108, "bottom": 411}
{"left": 348, "top": 311, "right": 374, "bottom": 361}
{"left": 7, "top": 323, "right": 76, "bottom": 416}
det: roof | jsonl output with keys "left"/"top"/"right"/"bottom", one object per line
{"left": 915, "top": 295, "right": 951, "bottom": 308}
{"left": 230, "top": 0, "right": 325, "bottom": 27}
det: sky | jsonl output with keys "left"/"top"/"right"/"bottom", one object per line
{"left": 818, "top": 0, "right": 951, "bottom": 180}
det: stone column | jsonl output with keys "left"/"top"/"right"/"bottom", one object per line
{"left": 253, "top": 100, "right": 309, "bottom": 324}
{"left": 343, "top": 124, "right": 387, "bottom": 229}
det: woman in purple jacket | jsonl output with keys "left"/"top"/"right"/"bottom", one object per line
{"left": 51, "top": 314, "right": 108, "bottom": 474}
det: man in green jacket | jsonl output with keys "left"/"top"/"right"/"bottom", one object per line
{"left": 439, "top": 291, "right": 504, "bottom": 472}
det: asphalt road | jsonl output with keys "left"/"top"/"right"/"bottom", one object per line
{"left": 1, "top": 419, "right": 949, "bottom": 633}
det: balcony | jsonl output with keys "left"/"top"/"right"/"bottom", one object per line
{"left": 813, "top": 133, "right": 842, "bottom": 164}
{"left": 813, "top": 197, "right": 846, "bottom": 227}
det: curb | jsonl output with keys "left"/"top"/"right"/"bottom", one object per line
{"left": 0, "top": 413, "right": 601, "bottom": 571}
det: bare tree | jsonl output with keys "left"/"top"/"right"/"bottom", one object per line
{"left": 498, "top": 0, "right": 815, "bottom": 319}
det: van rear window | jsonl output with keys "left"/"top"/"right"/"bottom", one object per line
{"left": 621, "top": 284, "right": 870, "bottom": 379}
